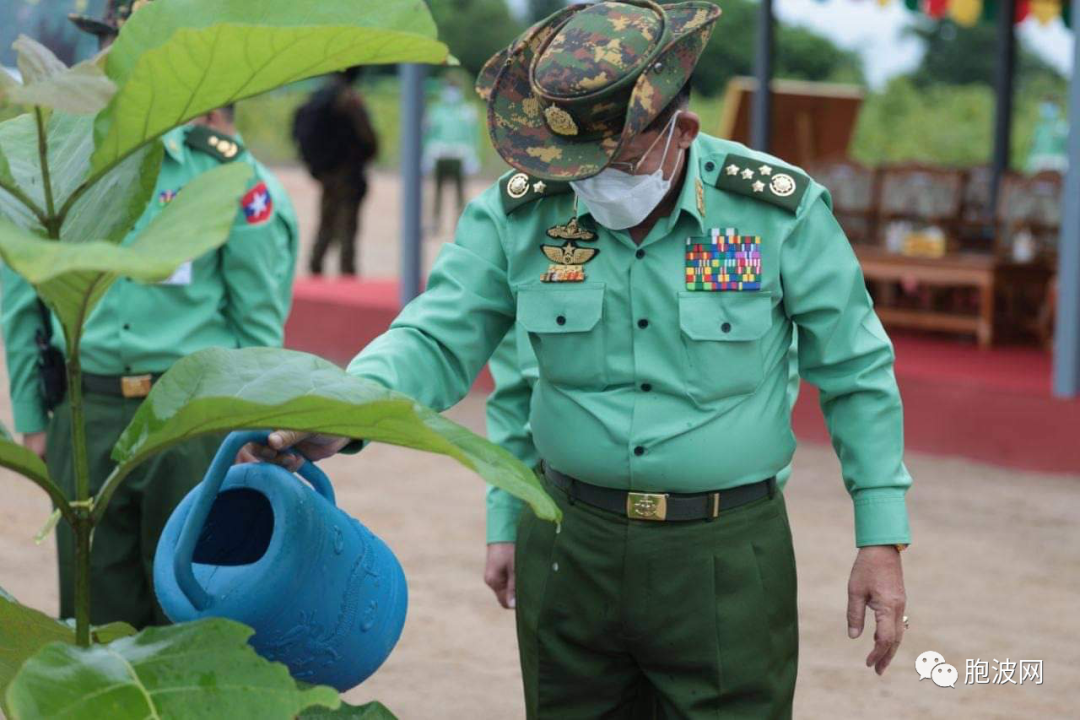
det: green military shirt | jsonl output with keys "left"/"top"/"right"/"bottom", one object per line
{"left": 350, "top": 133, "right": 912, "bottom": 548}
{"left": 484, "top": 323, "right": 802, "bottom": 544}
{"left": 1, "top": 124, "right": 299, "bottom": 433}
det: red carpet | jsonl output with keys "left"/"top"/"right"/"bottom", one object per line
{"left": 285, "top": 278, "right": 1079, "bottom": 475}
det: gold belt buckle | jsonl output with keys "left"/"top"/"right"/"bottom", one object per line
{"left": 120, "top": 374, "right": 153, "bottom": 398}
{"left": 626, "top": 492, "right": 668, "bottom": 521}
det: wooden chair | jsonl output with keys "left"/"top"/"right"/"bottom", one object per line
{"left": 855, "top": 164, "right": 1054, "bottom": 348}
{"left": 875, "top": 164, "right": 966, "bottom": 248}
{"left": 956, "top": 165, "right": 1013, "bottom": 252}
{"left": 997, "top": 171, "right": 1063, "bottom": 261}
{"left": 996, "top": 171, "right": 1063, "bottom": 346}
{"left": 805, "top": 160, "right": 880, "bottom": 245}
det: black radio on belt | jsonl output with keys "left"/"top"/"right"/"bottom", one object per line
{"left": 35, "top": 300, "right": 66, "bottom": 412}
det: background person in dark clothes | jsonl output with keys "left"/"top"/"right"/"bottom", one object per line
{"left": 292, "top": 66, "right": 379, "bottom": 276}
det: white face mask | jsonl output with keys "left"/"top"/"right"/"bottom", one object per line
{"left": 570, "top": 111, "right": 682, "bottom": 231}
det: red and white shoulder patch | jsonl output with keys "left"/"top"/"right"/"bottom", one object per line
{"left": 241, "top": 182, "right": 274, "bottom": 225}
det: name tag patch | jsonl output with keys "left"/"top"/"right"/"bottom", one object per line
{"left": 685, "top": 228, "right": 761, "bottom": 291}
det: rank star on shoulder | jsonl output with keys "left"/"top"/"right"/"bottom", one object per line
{"left": 758, "top": 164, "right": 773, "bottom": 176}
{"left": 725, "top": 164, "right": 740, "bottom": 176}
{"left": 752, "top": 180, "right": 766, "bottom": 193}
{"left": 740, "top": 168, "right": 755, "bottom": 180}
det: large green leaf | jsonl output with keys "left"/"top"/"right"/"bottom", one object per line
{"left": 0, "top": 433, "right": 57, "bottom": 497}
{"left": 8, "top": 37, "right": 117, "bottom": 114}
{"left": 0, "top": 419, "right": 69, "bottom": 517}
{"left": 300, "top": 700, "right": 398, "bottom": 719}
{"left": 91, "top": 0, "right": 449, "bottom": 174}
{"left": 13, "top": 35, "right": 66, "bottom": 85}
{"left": 5, "top": 618, "right": 339, "bottom": 719}
{"left": 0, "top": 593, "right": 136, "bottom": 717}
{"left": 0, "top": 161, "right": 251, "bottom": 348}
{"left": 103, "top": 347, "right": 560, "bottom": 524}
{"left": 0, "top": 112, "right": 160, "bottom": 243}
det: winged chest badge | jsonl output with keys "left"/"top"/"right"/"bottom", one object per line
{"left": 540, "top": 241, "right": 599, "bottom": 283}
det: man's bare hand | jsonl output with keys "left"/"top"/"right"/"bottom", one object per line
{"left": 484, "top": 542, "right": 516, "bottom": 609}
{"left": 235, "top": 431, "right": 351, "bottom": 470}
{"left": 22, "top": 432, "right": 46, "bottom": 460}
{"left": 847, "top": 545, "right": 906, "bottom": 675}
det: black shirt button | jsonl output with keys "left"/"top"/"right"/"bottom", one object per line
{"left": 123, "top": 323, "right": 131, "bottom": 331}
{"left": 721, "top": 321, "right": 732, "bottom": 333}
{"left": 635, "top": 249, "right": 646, "bottom": 259}
{"left": 637, "top": 318, "right": 649, "bottom": 329}
{"left": 705, "top": 161, "right": 715, "bottom": 172}
{"left": 641, "top": 383, "right": 652, "bottom": 392}
{"left": 124, "top": 366, "right": 132, "bottom": 373}
{"left": 556, "top": 315, "right": 566, "bottom": 326}
{"left": 633, "top": 445, "right": 646, "bottom": 456}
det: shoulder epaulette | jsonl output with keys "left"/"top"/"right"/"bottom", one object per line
{"left": 184, "top": 125, "right": 244, "bottom": 163}
{"left": 710, "top": 153, "right": 810, "bottom": 214}
{"left": 500, "top": 171, "right": 572, "bottom": 215}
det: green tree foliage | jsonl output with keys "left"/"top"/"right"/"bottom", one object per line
{"left": 429, "top": 0, "right": 526, "bottom": 77}
{"left": 850, "top": 17, "right": 1069, "bottom": 169}
{"left": 850, "top": 74, "right": 1063, "bottom": 169}
{"left": 907, "top": 18, "right": 1066, "bottom": 89}
{"left": 664, "top": 0, "right": 865, "bottom": 97}
{"left": 526, "top": 0, "right": 568, "bottom": 23}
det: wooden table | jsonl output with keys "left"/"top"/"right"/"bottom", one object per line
{"left": 853, "top": 246, "right": 1053, "bottom": 348}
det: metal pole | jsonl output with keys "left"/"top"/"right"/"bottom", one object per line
{"left": 750, "top": 0, "right": 774, "bottom": 152}
{"left": 399, "top": 63, "right": 426, "bottom": 307}
{"left": 989, "top": 0, "right": 1017, "bottom": 213}
{"left": 1052, "top": 0, "right": 1080, "bottom": 398}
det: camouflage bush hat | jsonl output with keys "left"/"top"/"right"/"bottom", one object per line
{"left": 476, "top": 0, "right": 721, "bottom": 182}
{"left": 69, "top": 0, "right": 151, "bottom": 37}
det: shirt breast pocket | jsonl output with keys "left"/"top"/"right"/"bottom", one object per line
{"left": 678, "top": 291, "right": 774, "bottom": 405}
{"left": 517, "top": 284, "right": 606, "bottom": 389}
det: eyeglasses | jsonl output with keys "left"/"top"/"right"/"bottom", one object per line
{"left": 608, "top": 112, "right": 680, "bottom": 175}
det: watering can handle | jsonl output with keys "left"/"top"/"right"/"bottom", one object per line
{"left": 173, "top": 430, "right": 337, "bottom": 611}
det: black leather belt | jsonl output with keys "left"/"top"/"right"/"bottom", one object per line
{"left": 82, "top": 372, "right": 162, "bottom": 399}
{"left": 543, "top": 463, "right": 776, "bottom": 522}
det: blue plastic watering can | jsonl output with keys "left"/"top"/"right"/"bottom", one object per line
{"left": 154, "top": 431, "right": 407, "bottom": 691}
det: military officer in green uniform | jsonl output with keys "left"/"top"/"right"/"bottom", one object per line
{"left": 246, "top": 2, "right": 911, "bottom": 716}
{"left": 0, "top": 0, "right": 300, "bottom": 629}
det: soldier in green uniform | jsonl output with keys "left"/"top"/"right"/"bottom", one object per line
{"left": 246, "top": 2, "right": 911, "bottom": 716}
{"left": 0, "top": 0, "right": 300, "bottom": 628}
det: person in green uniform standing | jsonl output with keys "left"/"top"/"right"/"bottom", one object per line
{"left": 0, "top": 0, "right": 300, "bottom": 629}
{"left": 424, "top": 76, "right": 481, "bottom": 231}
{"left": 244, "top": 2, "right": 911, "bottom": 716}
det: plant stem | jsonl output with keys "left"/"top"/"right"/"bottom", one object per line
{"left": 65, "top": 354, "right": 93, "bottom": 646}
{"left": 33, "top": 108, "right": 59, "bottom": 237}
{"left": 73, "top": 513, "right": 91, "bottom": 647}
{"left": 33, "top": 105, "right": 93, "bottom": 643}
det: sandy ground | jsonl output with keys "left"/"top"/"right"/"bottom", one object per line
{"left": 1, "top": 169, "right": 1078, "bottom": 719}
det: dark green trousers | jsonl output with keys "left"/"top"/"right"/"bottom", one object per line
{"left": 46, "top": 391, "right": 222, "bottom": 628}
{"left": 515, "top": 477, "right": 799, "bottom": 719}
